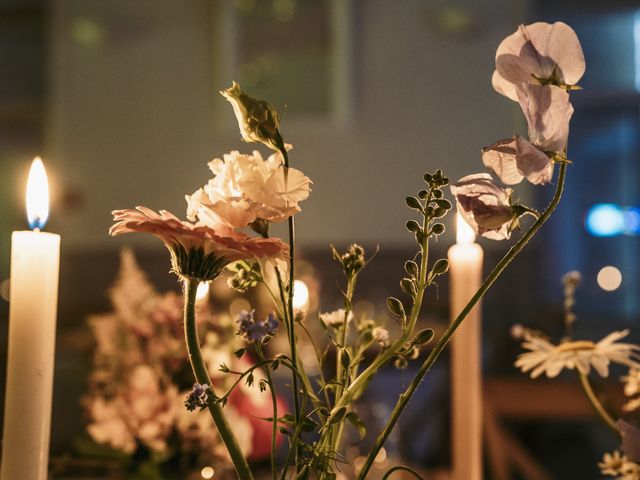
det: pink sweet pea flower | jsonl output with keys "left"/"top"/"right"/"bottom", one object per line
{"left": 483, "top": 83, "right": 573, "bottom": 185}
{"left": 492, "top": 21, "right": 585, "bottom": 101}
{"left": 450, "top": 173, "right": 524, "bottom": 240}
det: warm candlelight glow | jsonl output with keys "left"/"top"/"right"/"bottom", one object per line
{"left": 196, "top": 282, "right": 210, "bottom": 302}
{"left": 292, "top": 279, "right": 310, "bottom": 309}
{"left": 26, "top": 157, "right": 50, "bottom": 230}
{"left": 456, "top": 213, "right": 476, "bottom": 245}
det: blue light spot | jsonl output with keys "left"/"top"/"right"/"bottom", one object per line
{"left": 624, "top": 207, "right": 640, "bottom": 235}
{"left": 586, "top": 204, "right": 625, "bottom": 236}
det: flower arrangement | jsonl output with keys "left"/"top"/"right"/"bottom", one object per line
{"left": 109, "top": 21, "right": 588, "bottom": 479}
{"left": 83, "top": 249, "right": 280, "bottom": 478}
{"left": 512, "top": 271, "right": 640, "bottom": 479}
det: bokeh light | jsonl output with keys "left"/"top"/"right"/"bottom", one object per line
{"left": 292, "top": 279, "right": 309, "bottom": 309}
{"left": 597, "top": 266, "right": 622, "bottom": 291}
{"left": 585, "top": 204, "right": 625, "bottom": 237}
{"left": 201, "top": 466, "right": 215, "bottom": 479}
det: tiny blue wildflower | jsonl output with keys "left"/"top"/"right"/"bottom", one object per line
{"left": 236, "top": 310, "right": 279, "bottom": 343}
{"left": 185, "top": 383, "right": 212, "bottom": 411}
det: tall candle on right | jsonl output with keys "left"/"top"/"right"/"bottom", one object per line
{"left": 448, "top": 213, "right": 483, "bottom": 480}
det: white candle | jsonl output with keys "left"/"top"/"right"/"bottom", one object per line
{"left": 448, "top": 213, "right": 483, "bottom": 480}
{"left": 1, "top": 158, "right": 60, "bottom": 480}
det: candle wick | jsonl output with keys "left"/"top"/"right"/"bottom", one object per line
{"left": 33, "top": 227, "right": 41, "bottom": 233}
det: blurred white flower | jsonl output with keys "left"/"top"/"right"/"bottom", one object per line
{"left": 622, "top": 369, "right": 640, "bottom": 412}
{"left": 450, "top": 173, "right": 521, "bottom": 240}
{"left": 492, "top": 22, "right": 585, "bottom": 101}
{"left": 515, "top": 330, "right": 640, "bottom": 379}
{"left": 86, "top": 365, "right": 179, "bottom": 454}
{"left": 320, "top": 309, "right": 353, "bottom": 328}
{"left": 373, "top": 327, "right": 390, "bottom": 348}
{"left": 186, "top": 150, "right": 311, "bottom": 229}
{"left": 599, "top": 450, "right": 640, "bottom": 480}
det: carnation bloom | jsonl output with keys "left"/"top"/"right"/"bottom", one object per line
{"left": 492, "top": 21, "right": 585, "bottom": 101}
{"left": 220, "top": 81, "right": 285, "bottom": 152}
{"left": 515, "top": 330, "right": 640, "bottom": 379}
{"left": 186, "top": 150, "right": 311, "bottom": 229}
{"left": 110, "top": 206, "right": 288, "bottom": 280}
{"left": 450, "top": 173, "right": 523, "bottom": 240}
{"left": 483, "top": 84, "right": 573, "bottom": 185}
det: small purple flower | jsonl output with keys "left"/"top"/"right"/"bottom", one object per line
{"left": 185, "top": 383, "right": 212, "bottom": 411}
{"left": 236, "top": 310, "right": 279, "bottom": 343}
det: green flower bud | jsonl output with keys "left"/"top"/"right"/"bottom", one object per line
{"left": 220, "top": 81, "right": 285, "bottom": 152}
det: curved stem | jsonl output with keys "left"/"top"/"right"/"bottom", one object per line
{"left": 182, "top": 278, "right": 254, "bottom": 480}
{"left": 578, "top": 371, "right": 620, "bottom": 435}
{"left": 381, "top": 465, "right": 425, "bottom": 480}
{"left": 356, "top": 163, "right": 569, "bottom": 480}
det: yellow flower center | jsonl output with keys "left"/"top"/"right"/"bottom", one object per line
{"left": 556, "top": 340, "right": 596, "bottom": 352}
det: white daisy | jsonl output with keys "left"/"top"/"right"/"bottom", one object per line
{"left": 598, "top": 451, "right": 640, "bottom": 479}
{"left": 622, "top": 368, "right": 640, "bottom": 412}
{"left": 515, "top": 330, "right": 640, "bottom": 379}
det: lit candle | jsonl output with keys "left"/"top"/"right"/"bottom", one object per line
{"left": 1, "top": 158, "right": 60, "bottom": 480}
{"left": 448, "top": 213, "right": 483, "bottom": 480}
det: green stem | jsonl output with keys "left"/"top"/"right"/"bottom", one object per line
{"left": 257, "top": 348, "right": 279, "bottom": 480}
{"left": 381, "top": 465, "right": 425, "bottom": 480}
{"left": 356, "top": 162, "right": 569, "bottom": 480}
{"left": 280, "top": 147, "right": 302, "bottom": 471}
{"left": 330, "top": 275, "right": 357, "bottom": 451}
{"left": 182, "top": 278, "right": 254, "bottom": 480}
{"left": 578, "top": 371, "right": 620, "bottom": 435}
{"left": 327, "top": 190, "right": 432, "bottom": 419}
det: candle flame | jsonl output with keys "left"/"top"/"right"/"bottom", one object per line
{"left": 26, "top": 157, "right": 50, "bottom": 230}
{"left": 456, "top": 212, "right": 475, "bottom": 245}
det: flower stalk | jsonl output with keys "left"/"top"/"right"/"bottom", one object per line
{"left": 182, "top": 278, "right": 254, "bottom": 480}
{"left": 279, "top": 145, "right": 302, "bottom": 470}
{"left": 578, "top": 371, "right": 620, "bottom": 435}
{"left": 356, "top": 162, "right": 568, "bottom": 480}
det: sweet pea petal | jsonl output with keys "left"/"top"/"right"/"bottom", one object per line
{"left": 517, "top": 83, "right": 573, "bottom": 152}
{"left": 494, "top": 22, "right": 585, "bottom": 100}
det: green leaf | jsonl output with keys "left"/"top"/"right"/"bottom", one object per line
{"left": 341, "top": 349, "right": 351, "bottom": 370}
{"left": 387, "top": 297, "right": 405, "bottom": 317}
{"left": 400, "top": 278, "right": 416, "bottom": 296}
{"left": 346, "top": 411, "right": 367, "bottom": 441}
{"left": 405, "top": 220, "right": 421, "bottom": 232}
{"left": 405, "top": 196, "right": 422, "bottom": 210}
{"left": 431, "top": 223, "right": 445, "bottom": 235}
{"left": 329, "top": 406, "right": 348, "bottom": 425}
{"left": 431, "top": 258, "right": 449, "bottom": 275}
{"left": 404, "top": 260, "right": 419, "bottom": 277}
{"left": 412, "top": 328, "right": 434, "bottom": 345}
{"left": 434, "top": 198, "right": 452, "bottom": 210}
